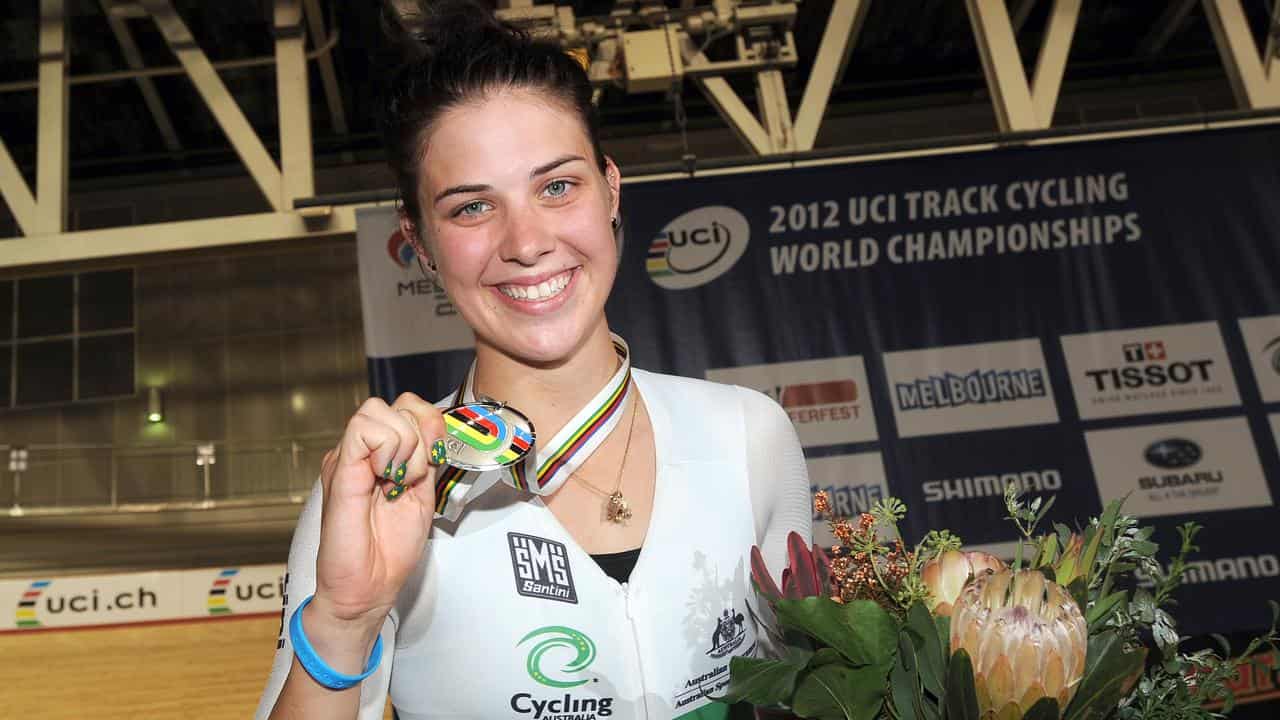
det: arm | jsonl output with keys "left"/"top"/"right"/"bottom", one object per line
{"left": 254, "top": 479, "right": 396, "bottom": 720}
{"left": 738, "top": 386, "right": 813, "bottom": 583}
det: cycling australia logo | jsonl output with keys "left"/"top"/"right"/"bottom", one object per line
{"left": 1084, "top": 417, "right": 1273, "bottom": 518}
{"left": 15, "top": 580, "right": 50, "bottom": 628}
{"left": 883, "top": 338, "right": 1059, "bottom": 438}
{"left": 646, "top": 206, "right": 749, "bottom": 289}
{"left": 387, "top": 227, "right": 416, "bottom": 269}
{"left": 1061, "top": 321, "right": 1240, "bottom": 420}
{"left": 512, "top": 626, "right": 614, "bottom": 719}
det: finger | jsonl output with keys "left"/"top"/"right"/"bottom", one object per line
{"left": 319, "top": 448, "right": 339, "bottom": 497}
{"left": 354, "top": 398, "right": 421, "bottom": 486}
{"left": 390, "top": 392, "right": 447, "bottom": 469}
{"left": 334, "top": 410, "right": 403, "bottom": 499}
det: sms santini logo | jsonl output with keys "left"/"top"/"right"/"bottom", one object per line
{"left": 646, "top": 206, "right": 749, "bottom": 289}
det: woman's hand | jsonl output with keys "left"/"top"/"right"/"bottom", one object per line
{"left": 311, "top": 392, "right": 444, "bottom": 633}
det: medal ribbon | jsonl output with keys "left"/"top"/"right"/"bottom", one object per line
{"left": 434, "top": 334, "right": 634, "bottom": 521}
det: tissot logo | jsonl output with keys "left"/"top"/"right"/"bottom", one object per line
{"left": 646, "top": 206, "right": 749, "bottom": 289}
{"left": 1061, "top": 322, "right": 1240, "bottom": 420}
{"left": 508, "top": 533, "right": 578, "bottom": 604}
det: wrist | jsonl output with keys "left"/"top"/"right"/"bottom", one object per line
{"left": 298, "top": 597, "right": 385, "bottom": 676}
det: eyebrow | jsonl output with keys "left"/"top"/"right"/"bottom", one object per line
{"left": 432, "top": 155, "right": 588, "bottom": 206}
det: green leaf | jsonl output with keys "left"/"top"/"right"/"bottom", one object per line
{"left": 1019, "top": 698, "right": 1061, "bottom": 720}
{"left": 1063, "top": 630, "right": 1147, "bottom": 720}
{"left": 715, "top": 652, "right": 810, "bottom": 705}
{"left": 944, "top": 650, "right": 980, "bottom": 720}
{"left": 809, "top": 647, "right": 847, "bottom": 668}
{"left": 934, "top": 615, "right": 951, "bottom": 661}
{"left": 892, "top": 631, "right": 940, "bottom": 720}
{"left": 792, "top": 662, "right": 888, "bottom": 720}
{"left": 1085, "top": 590, "right": 1127, "bottom": 632}
{"left": 903, "top": 602, "right": 946, "bottom": 700}
{"left": 773, "top": 597, "right": 899, "bottom": 668}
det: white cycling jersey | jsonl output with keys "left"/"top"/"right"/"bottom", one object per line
{"left": 255, "top": 369, "right": 812, "bottom": 720}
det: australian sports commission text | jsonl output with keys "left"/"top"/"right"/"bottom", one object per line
{"left": 770, "top": 212, "right": 1141, "bottom": 275}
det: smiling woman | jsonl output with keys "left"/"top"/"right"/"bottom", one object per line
{"left": 253, "top": 2, "right": 812, "bottom": 719}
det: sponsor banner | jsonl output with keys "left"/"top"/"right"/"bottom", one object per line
{"left": 1084, "top": 417, "right": 1273, "bottom": 518}
{"left": 355, "top": 206, "right": 473, "bottom": 358}
{"left": 705, "top": 356, "right": 878, "bottom": 447}
{"left": 1060, "top": 321, "right": 1241, "bottom": 420}
{"left": 886, "top": 426, "right": 1098, "bottom": 545}
{"left": 0, "top": 564, "right": 285, "bottom": 631}
{"left": 1238, "top": 315, "right": 1280, "bottom": 404}
{"left": 882, "top": 338, "right": 1059, "bottom": 438}
{"left": 808, "top": 452, "right": 889, "bottom": 548}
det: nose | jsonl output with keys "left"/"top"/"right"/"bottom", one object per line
{"left": 499, "top": 204, "right": 555, "bottom": 266}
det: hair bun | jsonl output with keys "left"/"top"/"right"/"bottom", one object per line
{"left": 385, "top": 0, "right": 517, "bottom": 61}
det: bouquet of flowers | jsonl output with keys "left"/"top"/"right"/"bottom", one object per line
{"left": 721, "top": 487, "right": 1279, "bottom": 720}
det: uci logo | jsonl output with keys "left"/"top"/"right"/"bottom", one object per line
{"left": 646, "top": 206, "right": 749, "bottom": 289}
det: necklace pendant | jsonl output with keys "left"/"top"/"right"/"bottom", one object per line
{"left": 605, "top": 491, "right": 632, "bottom": 524}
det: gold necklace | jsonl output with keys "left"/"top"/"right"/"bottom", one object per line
{"left": 571, "top": 392, "right": 638, "bottom": 524}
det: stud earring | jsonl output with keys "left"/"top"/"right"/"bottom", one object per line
{"left": 610, "top": 216, "right": 620, "bottom": 230}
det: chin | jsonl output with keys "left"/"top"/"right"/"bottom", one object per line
{"left": 487, "top": 322, "right": 595, "bottom": 367}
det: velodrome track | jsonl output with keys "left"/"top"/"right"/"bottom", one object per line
{"left": 0, "top": 614, "right": 395, "bottom": 719}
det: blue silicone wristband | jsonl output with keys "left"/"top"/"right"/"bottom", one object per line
{"left": 289, "top": 594, "right": 384, "bottom": 690}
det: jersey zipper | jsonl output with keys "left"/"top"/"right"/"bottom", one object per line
{"left": 622, "top": 582, "right": 651, "bottom": 719}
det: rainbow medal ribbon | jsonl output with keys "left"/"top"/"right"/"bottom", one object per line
{"left": 434, "top": 334, "right": 634, "bottom": 521}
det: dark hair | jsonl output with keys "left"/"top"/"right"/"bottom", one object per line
{"left": 379, "top": 0, "right": 606, "bottom": 229}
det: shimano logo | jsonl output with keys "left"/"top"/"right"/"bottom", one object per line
{"left": 923, "top": 469, "right": 1062, "bottom": 503}
{"left": 646, "top": 206, "right": 750, "bottom": 289}
{"left": 1182, "top": 555, "right": 1280, "bottom": 584}
{"left": 895, "top": 369, "right": 1047, "bottom": 411}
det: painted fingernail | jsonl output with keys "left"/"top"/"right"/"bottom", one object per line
{"left": 394, "top": 462, "right": 408, "bottom": 482}
{"left": 385, "top": 484, "right": 406, "bottom": 501}
{"left": 383, "top": 461, "right": 393, "bottom": 479}
{"left": 429, "top": 439, "right": 447, "bottom": 466}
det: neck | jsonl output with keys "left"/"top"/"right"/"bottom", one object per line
{"left": 471, "top": 319, "right": 621, "bottom": 439}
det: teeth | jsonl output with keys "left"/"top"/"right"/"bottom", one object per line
{"left": 499, "top": 271, "right": 571, "bottom": 301}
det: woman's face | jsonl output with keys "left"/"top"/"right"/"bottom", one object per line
{"left": 406, "top": 88, "right": 621, "bottom": 366}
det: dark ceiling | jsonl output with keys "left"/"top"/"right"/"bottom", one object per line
{"left": 0, "top": 0, "right": 1275, "bottom": 186}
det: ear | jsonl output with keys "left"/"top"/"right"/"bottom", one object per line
{"left": 398, "top": 211, "right": 432, "bottom": 262}
{"left": 603, "top": 155, "right": 622, "bottom": 219}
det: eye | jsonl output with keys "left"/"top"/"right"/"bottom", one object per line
{"left": 542, "top": 179, "right": 574, "bottom": 199}
{"left": 454, "top": 200, "right": 490, "bottom": 218}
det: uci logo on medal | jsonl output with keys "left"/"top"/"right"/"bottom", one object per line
{"left": 646, "top": 206, "right": 749, "bottom": 289}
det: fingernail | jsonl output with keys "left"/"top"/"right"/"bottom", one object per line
{"left": 394, "top": 462, "right": 408, "bottom": 482}
{"left": 383, "top": 461, "right": 393, "bottom": 480}
{"left": 385, "top": 484, "right": 405, "bottom": 501}
{"left": 430, "top": 439, "right": 447, "bottom": 466}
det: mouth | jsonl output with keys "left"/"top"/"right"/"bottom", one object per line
{"left": 496, "top": 268, "right": 576, "bottom": 302}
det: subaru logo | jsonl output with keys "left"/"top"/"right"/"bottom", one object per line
{"left": 1144, "top": 438, "right": 1202, "bottom": 469}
